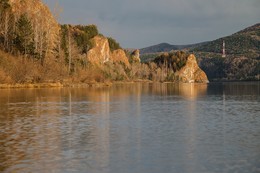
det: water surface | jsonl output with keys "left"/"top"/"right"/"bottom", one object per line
{"left": 0, "top": 82, "right": 259, "bottom": 173}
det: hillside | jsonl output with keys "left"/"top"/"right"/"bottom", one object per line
{"left": 0, "top": 0, "right": 131, "bottom": 84}
{"left": 192, "top": 24, "right": 260, "bottom": 81}
{"left": 140, "top": 24, "right": 260, "bottom": 58}
{"left": 192, "top": 23, "right": 260, "bottom": 58}
{"left": 140, "top": 42, "right": 208, "bottom": 54}
{"left": 0, "top": 0, "right": 258, "bottom": 84}
{"left": 1, "top": 0, "right": 208, "bottom": 85}
{"left": 139, "top": 24, "right": 260, "bottom": 81}
{"left": 0, "top": 0, "right": 60, "bottom": 58}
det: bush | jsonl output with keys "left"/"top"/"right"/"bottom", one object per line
{"left": 108, "top": 37, "right": 121, "bottom": 51}
{"left": 0, "top": 68, "right": 12, "bottom": 84}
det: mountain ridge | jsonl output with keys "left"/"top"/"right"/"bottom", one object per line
{"left": 140, "top": 42, "right": 209, "bottom": 54}
{"left": 140, "top": 23, "right": 260, "bottom": 58}
{"left": 192, "top": 23, "right": 260, "bottom": 58}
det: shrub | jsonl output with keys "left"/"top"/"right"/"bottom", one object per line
{"left": 108, "top": 37, "right": 121, "bottom": 51}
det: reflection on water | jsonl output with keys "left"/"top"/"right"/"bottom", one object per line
{"left": 0, "top": 82, "right": 259, "bottom": 173}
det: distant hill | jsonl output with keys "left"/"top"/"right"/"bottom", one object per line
{"left": 193, "top": 23, "right": 260, "bottom": 81}
{"left": 140, "top": 23, "right": 260, "bottom": 81}
{"left": 192, "top": 23, "right": 260, "bottom": 58}
{"left": 140, "top": 23, "right": 260, "bottom": 59}
{"left": 140, "top": 42, "right": 208, "bottom": 54}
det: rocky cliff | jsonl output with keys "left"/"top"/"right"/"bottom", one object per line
{"left": 111, "top": 49, "right": 130, "bottom": 67}
{"left": 87, "top": 36, "right": 111, "bottom": 64}
{"left": 178, "top": 54, "right": 209, "bottom": 83}
{"left": 86, "top": 35, "right": 130, "bottom": 66}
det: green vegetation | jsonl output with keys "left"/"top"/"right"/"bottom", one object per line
{"left": 0, "top": 0, "right": 258, "bottom": 85}
{"left": 140, "top": 53, "right": 159, "bottom": 62}
{"left": 14, "top": 14, "right": 35, "bottom": 55}
{"left": 154, "top": 51, "right": 189, "bottom": 72}
{"left": 61, "top": 24, "right": 99, "bottom": 55}
{"left": 190, "top": 23, "right": 260, "bottom": 81}
{"left": 193, "top": 35, "right": 259, "bottom": 58}
{"left": 108, "top": 37, "right": 121, "bottom": 51}
{"left": 73, "top": 25, "right": 99, "bottom": 53}
{"left": 192, "top": 23, "right": 260, "bottom": 59}
{"left": 0, "top": 0, "right": 182, "bottom": 84}
{"left": 194, "top": 51, "right": 260, "bottom": 81}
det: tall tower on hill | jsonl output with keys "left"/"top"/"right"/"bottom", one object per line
{"left": 222, "top": 40, "right": 226, "bottom": 58}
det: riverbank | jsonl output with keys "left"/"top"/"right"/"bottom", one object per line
{"left": 0, "top": 82, "right": 107, "bottom": 89}
{"left": 0, "top": 80, "right": 156, "bottom": 89}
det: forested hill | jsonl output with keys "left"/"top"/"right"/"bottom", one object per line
{"left": 193, "top": 23, "right": 260, "bottom": 81}
{"left": 139, "top": 24, "right": 260, "bottom": 81}
{"left": 140, "top": 23, "right": 259, "bottom": 58}
{"left": 192, "top": 23, "right": 260, "bottom": 58}
{"left": 140, "top": 42, "right": 208, "bottom": 54}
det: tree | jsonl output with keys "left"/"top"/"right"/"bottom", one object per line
{"left": 0, "top": 0, "right": 13, "bottom": 50}
{"left": 15, "top": 14, "right": 35, "bottom": 55}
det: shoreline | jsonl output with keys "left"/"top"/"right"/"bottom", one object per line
{"left": 1, "top": 80, "right": 258, "bottom": 89}
{"left": 0, "top": 80, "right": 152, "bottom": 89}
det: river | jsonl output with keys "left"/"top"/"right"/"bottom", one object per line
{"left": 0, "top": 82, "right": 259, "bottom": 173}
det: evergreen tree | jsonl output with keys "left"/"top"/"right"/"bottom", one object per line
{"left": 15, "top": 14, "right": 35, "bottom": 55}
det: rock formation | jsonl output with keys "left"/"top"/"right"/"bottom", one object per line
{"left": 87, "top": 36, "right": 111, "bottom": 64}
{"left": 130, "top": 49, "right": 141, "bottom": 63}
{"left": 86, "top": 35, "right": 130, "bottom": 67}
{"left": 111, "top": 49, "right": 130, "bottom": 67}
{"left": 178, "top": 54, "right": 209, "bottom": 83}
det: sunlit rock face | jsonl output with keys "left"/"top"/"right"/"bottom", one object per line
{"left": 86, "top": 36, "right": 111, "bottom": 64}
{"left": 178, "top": 54, "right": 209, "bottom": 83}
{"left": 111, "top": 49, "right": 130, "bottom": 67}
{"left": 86, "top": 35, "right": 130, "bottom": 66}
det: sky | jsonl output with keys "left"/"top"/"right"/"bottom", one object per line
{"left": 43, "top": 0, "right": 260, "bottom": 48}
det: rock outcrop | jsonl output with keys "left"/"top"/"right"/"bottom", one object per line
{"left": 178, "top": 54, "right": 209, "bottom": 83}
{"left": 129, "top": 49, "right": 141, "bottom": 63}
{"left": 86, "top": 35, "right": 130, "bottom": 66}
{"left": 111, "top": 49, "right": 130, "bottom": 67}
{"left": 87, "top": 36, "right": 111, "bottom": 64}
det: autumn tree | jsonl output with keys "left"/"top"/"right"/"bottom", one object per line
{"left": 0, "top": 0, "right": 13, "bottom": 51}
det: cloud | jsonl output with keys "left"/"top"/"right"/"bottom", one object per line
{"left": 44, "top": 0, "right": 260, "bottom": 48}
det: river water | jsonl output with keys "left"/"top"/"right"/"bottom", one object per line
{"left": 0, "top": 82, "right": 259, "bottom": 173}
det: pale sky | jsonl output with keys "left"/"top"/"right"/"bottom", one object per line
{"left": 43, "top": 0, "right": 260, "bottom": 48}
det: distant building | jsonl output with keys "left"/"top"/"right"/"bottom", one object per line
{"left": 222, "top": 40, "right": 226, "bottom": 58}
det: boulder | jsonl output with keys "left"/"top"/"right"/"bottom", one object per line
{"left": 178, "top": 54, "right": 209, "bottom": 83}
